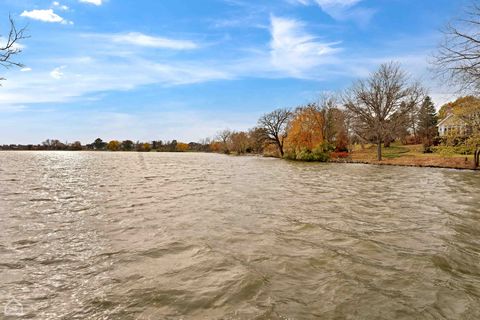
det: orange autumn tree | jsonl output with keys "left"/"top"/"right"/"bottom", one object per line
{"left": 284, "top": 104, "right": 328, "bottom": 160}
{"left": 176, "top": 142, "right": 189, "bottom": 152}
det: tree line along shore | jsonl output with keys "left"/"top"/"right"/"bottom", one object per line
{"left": 1, "top": 3, "right": 480, "bottom": 170}
{"left": 1, "top": 83, "right": 479, "bottom": 170}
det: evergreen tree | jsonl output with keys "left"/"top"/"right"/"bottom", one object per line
{"left": 93, "top": 138, "right": 107, "bottom": 150}
{"left": 417, "top": 96, "right": 438, "bottom": 149}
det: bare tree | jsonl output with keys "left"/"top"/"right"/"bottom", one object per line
{"left": 344, "top": 62, "right": 424, "bottom": 161}
{"left": 316, "top": 93, "right": 338, "bottom": 144}
{"left": 228, "top": 131, "right": 249, "bottom": 154}
{"left": 217, "top": 129, "right": 231, "bottom": 144}
{"left": 433, "top": 2, "right": 480, "bottom": 93}
{"left": 1, "top": 16, "right": 28, "bottom": 81}
{"left": 216, "top": 129, "right": 232, "bottom": 153}
{"left": 433, "top": 1, "right": 480, "bottom": 166}
{"left": 258, "top": 108, "right": 292, "bottom": 157}
{"left": 247, "top": 127, "right": 268, "bottom": 154}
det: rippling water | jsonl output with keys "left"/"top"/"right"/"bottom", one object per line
{"left": 1, "top": 151, "right": 480, "bottom": 319}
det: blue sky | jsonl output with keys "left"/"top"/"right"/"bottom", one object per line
{"left": 0, "top": 0, "right": 471, "bottom": 144}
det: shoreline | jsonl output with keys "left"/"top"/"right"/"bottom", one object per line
{"left": 328, "top": 158, "right": 479, "bottom": 171}
{"left": 2, "top": 149, "right": 478, "bottom": 171}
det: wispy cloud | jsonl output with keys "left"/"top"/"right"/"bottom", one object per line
{"left": 79, "top": 0, "right": 103, "bottom": 6}
{"left": 109, "top": 32, "right": 198, "bottom": 50}
{"left": 0, "top": 15, "right": 439, "bottom": 112}
{"left": 20, "top": 9, "right": 72, "bottom": 24}
{"left": 0, "top": 56, "right": 231, "bottom": 107}
{"left": 291, "top": 0, "right": 374, "bottom": 25}
{"left": 0, "top": 16, "right": 346, "bottom": 109}
{"left": 269, "top": 16, "right": 341, "bottom": 76}
{"left": 292, "top": 0, "right": 361, "bottom": 13}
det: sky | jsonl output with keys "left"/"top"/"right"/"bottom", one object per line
{"left": 0, "top": 0, "right": 472, "bottom": 144}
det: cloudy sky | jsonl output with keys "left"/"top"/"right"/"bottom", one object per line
{"left": 0, "top": 0, "right": 470, "bottom": 144}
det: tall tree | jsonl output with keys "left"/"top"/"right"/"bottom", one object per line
{"left": 247, "top": 127, "right": 267, "bottom": 154}
{"left": 317, "top": 94, "right": 338, "bottom": 144}
{"left": 121, "top": 140, "right": 134, "bottom": 151}
{"left": 216, "top": 129, "right": 232, "bottom": 154}
{"left": 93, "top": 138, "right": 106, "bottom": 150}
{"left": 258, "top": 108, "right": 292, "bottom": 157}
{"left": 106, "top": 140, "right": 121, "bottom": 151}
{"left": 285, "top": 104, "right": 325, "bottom": 155}
{"left": 344, "top": 62, "right": 423, "bottom": 161}
{"left": 228, "top": 131, "right": 249, "bottom": 154}
{"left": 70, "top": 141, "right": 83, "bottom": 151}
{"left": 417, "top": 96, "right": 438, "bottom": 148}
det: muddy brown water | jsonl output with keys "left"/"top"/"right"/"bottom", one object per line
{"left": 1, "top": 151, "right": 479, "bottom": 319}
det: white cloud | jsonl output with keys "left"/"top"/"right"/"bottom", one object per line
{"left": 0, "top": 19, "right": 343, "bottom": 109}
{"left": 79, "top": 0, "right": 103, "bottom": 5}
{"left": 294, "top": 0, "right": 361, "bottom": 10}
{"left": 50, "top": 66, "right": 65, "bottom": 79}
{"left": 0, "top": 21, "right": 441, "bottom": 113}
{"left": 109, "top": 32, "right": 198, "bottom": 50}
{"left": 0, "top": 56, "right": 230, "bottom": 107}
{"left": 270, "top": 16, "right": 340, "bottom": 76}
{"left": 20, "top": 9, "right": 72, "bottom": 24}
{"left": 315, "top": 0, "right": 361, "bottom": 8}
{"left": 292, "top": 0, "right": 374, "bottom": 24}
{"left": 53, "top": 2, "right": 70, "bottom": 11}
{"left": 20, "top": 67, "right": 32, "bottom": 72}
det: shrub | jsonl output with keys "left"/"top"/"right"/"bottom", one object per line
{"left": 284, "top": 146, "right": 330, "bottom": 162}
{"left": 283, "top": 151, "right": 297, "bottom": 160}
{"left": 331, "top": 151, "right": 350, "bottom": 159}
{"left": 423, "top": 145, "right": 434, "bottom": 153}
{"left": 432, "top": 146, "right": 454, "bottom": 156}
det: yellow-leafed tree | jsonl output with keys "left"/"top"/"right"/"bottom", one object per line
{"left": 285, "top": 105, "right": 325, "bottom": 154}
{"left": 106, "top": 140, "right": 121, "bottom": 151}
{"left": 176, "top": 142, "right": 189, "bottom": 152}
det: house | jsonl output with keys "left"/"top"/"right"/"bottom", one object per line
{"left": 437, "top": 113, "right": 471, "bottom": 137}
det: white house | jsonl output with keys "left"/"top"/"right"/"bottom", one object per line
{"left": 437, "top": 113, "right": 471, "bottom": 137}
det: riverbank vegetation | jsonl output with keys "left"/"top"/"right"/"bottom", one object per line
{"left": 3, "top": 87, "right": 478, "bottom": 169}
{"left": 2, "top": 64, "right": 479, "bottom": 169}
{"left": 1, "top": 3, "right": 480, "bottom": 170}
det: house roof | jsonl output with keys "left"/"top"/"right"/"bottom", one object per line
{"left": 437, "top": 113, "right": 468, "bottom": 127}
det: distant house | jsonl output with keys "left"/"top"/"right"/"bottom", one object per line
{"left": 437, "top": 113, "right": 471, "bottom": 137}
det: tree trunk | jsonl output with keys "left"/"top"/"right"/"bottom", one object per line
{"left": 475, "top": 148, "right": 480, "bottom": 168}
{"left": 276, "top": 140, "right": 284, "bottom": 157}
{"left": 377, "top": 139, "right": 382, "bottom": 161}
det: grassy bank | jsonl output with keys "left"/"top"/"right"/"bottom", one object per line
{"left": 333, "top": 144, "right": 478, "bottom": 170}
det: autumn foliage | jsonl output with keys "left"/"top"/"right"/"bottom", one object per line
{"left": 285, "top": 105, "right": 325, "bottom": 154}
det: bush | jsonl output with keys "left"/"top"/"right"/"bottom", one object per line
{"left": 284, "top": 146, "right": 330, "bottom": 162}
{"left": 423, "top": 145, "right": 434, "bottom": 153}
{"left": 434, "top": 133, "right": 478, "bottom": 155}
{"left": 283, "top": 151, "right": 296, "bottom": 160}
{"left": 331, "top": 151, "right": 350, "bottom": 159}
{"left": 299, "top": 147, "right": 330, "bottom": 162}
{"left": 432, "top": 145, "right": 473, "bottom": 156}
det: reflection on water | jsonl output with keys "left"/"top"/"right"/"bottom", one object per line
{"left": 0, "top": 151, "right": 479, "bottom": 319}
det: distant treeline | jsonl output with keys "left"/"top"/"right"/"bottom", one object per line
{"left": 0, "top": 139, "right": 212, "bottom": 152}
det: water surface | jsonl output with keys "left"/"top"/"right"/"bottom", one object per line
{"left": 1, "top": 152, "right": 479, "bottom": 319}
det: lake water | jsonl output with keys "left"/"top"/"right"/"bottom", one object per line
{"left": 1, "top": 151, "right": 479, "bottom": 319}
